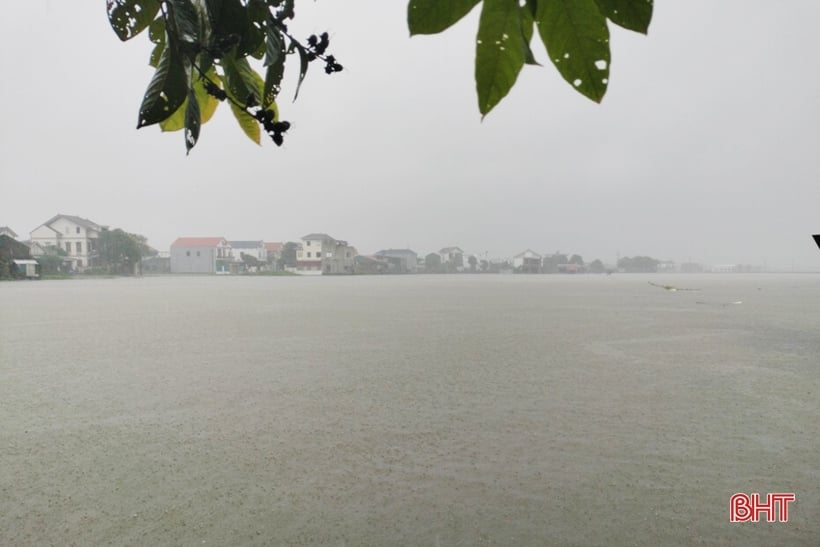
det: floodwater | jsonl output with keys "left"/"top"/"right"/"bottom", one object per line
{"left": 1, "top": 274, "right": 818, "bottom": 546}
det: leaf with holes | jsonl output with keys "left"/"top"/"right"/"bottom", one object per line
{"left": 107, "top": 0, "right": 160, "bottom": 41}
{"left": 264, "top": 22, "right": 285, "bottom": 68}
{"left": 223, "top": 52, "right": 263, "bottom": 106}
{"left": 408, "top": 0, "right": 481, "bottom": 36}
{"left": 161, "top": 68, "right": 221, "bottom": 132}
{"left": 594, "top": 0, "right": 653, "bottom": 34}
{"left": 184, "top": 89, "right": 201, "bottom": 154}
{"left": 137, "top": 39, "right": 189, "bottom": 128}
{"left": 535, "top": 0, "right": 610, "bottom": 103}
{"left": 292, "top": 43, "right": 309, "bottom": 101}
{"left": 475, "top": 0, "right": 527, "bottom": 117}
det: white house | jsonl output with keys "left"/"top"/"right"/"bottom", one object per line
{"left": 170, "top": 237, "right": 232, "bottom": 273}
{"left": 29, "top": 214, "right": 106, "bottom": 271}
{"left": 512, "top": 249, "right": 542, "bottom": 273}
{"left": 229, "top": 240, "right": 266, "bottom": 271}
{"left": 296, "top": 233, "right": 356, "bottom": 275}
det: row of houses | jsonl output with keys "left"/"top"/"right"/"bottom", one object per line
{"left": 170, "top": 234, "right": 420, "bottom": 275}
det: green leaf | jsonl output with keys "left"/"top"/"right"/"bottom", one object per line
{"left": 168, "top": 0, "right": 201, "bottom": 44}
{"left": 204, "top": 0, "right": 223, "bottom": 28}
{"left": 222, "top": 55, "right": 262, "bottom": 143}
{"left": 593, "top": 0, "right": 653, "bottom": 34}
{"left": 149, "top": 16, "right": 165, "bottom": 44}
{"left": 185, "top": 89, "right": 201, "bottom": 154}
{"left": 228, "top": 97, "right": 261, "bottom": 145}
{"left": 476, "top": 0, "right": 527, "bottom": 117}
{"left": 149, "top": 42, "right": 165, "bottom": 68}
{"left": 209, "top": 0, "right": 256, "bottom": 56}
{"left": 107, "top": 0, "right": 160, "bottom": 41}
{"left": 293, "top": 43, "right": 309, "bottom": 101}
{"left": 138, "top": 38, "right": 189, "bottom": 128}
{"left": 160, "top": 68, "right": 221, "bottom": 132}
{"left": 408, "top": 0, "right": 481, "bottom": 36}
{"left": 148, "top": 17, "right": 166, "bottom": 68}
{"left": 535, "top": 0, "right": 610, "bottom": 103}
{"left": 223, "top": 52, "right": 263, "bottom": 106}
{"left": 263, "top": 48, "right": 285, "bottom": 108}
{"left": 264, "top": 23, "right": 284, "bottom": 67}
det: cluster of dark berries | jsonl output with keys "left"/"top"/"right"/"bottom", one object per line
{"left": 306, "top": 33, "right": 330, "bottom": 55}
{"left": 253, "top": 109, "right": 290, "bottom": 147}
{"left": 204, "top": 81, "right": 227, "bottom": 101}
{"left": 323, "top": 55, "right": 343, "bottom": 74}
{"left": 304, "top": 33, "right": 343, "bottom": 73}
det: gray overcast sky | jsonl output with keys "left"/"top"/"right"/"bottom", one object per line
{"left": 2, "top": 1, "right": 819, "bottom": 269}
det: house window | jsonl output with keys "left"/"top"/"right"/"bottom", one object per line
{"left": 307, "top": 252, "right": 311, "bottom": 258}
{"left": 77, "top": 259, "right": 83, "bottom": 267}
{"left": 306, "top": 241, "right": 311, "bottom": 246}
{"left": 76, "top": 242, "right": 82, "bottom": 254}
{"left": 76, "top": 227, "right": 80, "bottom": 234}
{"left": 65, "top": 242, "right": 71, "bottom": 253}
{"left": 196, "top": 251, "right": 200, "bottom": 257}
{"left": 186, "top": 251, "right": 191, "bottom": 257}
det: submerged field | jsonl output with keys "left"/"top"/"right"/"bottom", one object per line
{"left": 1, "top": 274, "right": 818, "bottom": 545}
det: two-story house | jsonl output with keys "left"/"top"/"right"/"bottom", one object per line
{"left": 296, "top": 233, "right": 356, "bottom": 275}
{"left": 29, "top": 214, "right": 105, "bottom": 270}
{"left": 439, "top": 246, "right": 465, "bottom": 272}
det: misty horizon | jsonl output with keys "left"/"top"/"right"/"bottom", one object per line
{"left": 2, "top": 1, "right": 819, "bottom": 270}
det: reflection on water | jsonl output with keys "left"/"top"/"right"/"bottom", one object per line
{"left": 1, "top": 274, "right": 819, "bottom": 545}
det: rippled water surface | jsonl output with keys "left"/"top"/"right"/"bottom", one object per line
{"left": 2, "top": 274, "right": 819, "bottom": 545}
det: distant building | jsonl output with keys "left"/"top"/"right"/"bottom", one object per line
{"left": 229, "top": 240, "right": 266, "bottom": 271}
{"left": 354, "top": 255, "right": 390, "bottom": 275}
{"left": 374, "top": 249, "right": 418, "bottom": 273}
{"left": 0, "top": 226, "right": 18, "bottom": 239}
{"left": 1, "top": 234, "right": 34, "bottom": 279}
{"left": 439, "top": 246, "right": 464, "bottom": 272}
{"left": 657, "top": 261, "right": 677, "bottom": 273}
{"left": 170, "top": 237, "right": 232, "bottom": 273}
{"left": 424, "top": 252, "right": 443, "bottom": 273}
{"left": 512, "top": 249, "right": 542, "bottom": 273}
{"left": 142, "top": 254, "right": 171, "bottom": 274}
{"left": 29, "top": 214, "right": 106, "bottom": 271}
{"left": 296, "top": 233, "right": 356, "bottom": 275}
{"left": 265, "top": 242, "right": 283, "bottom": 269}
{"left": 680, "top": 262, "right": 704, "bottom": 273}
